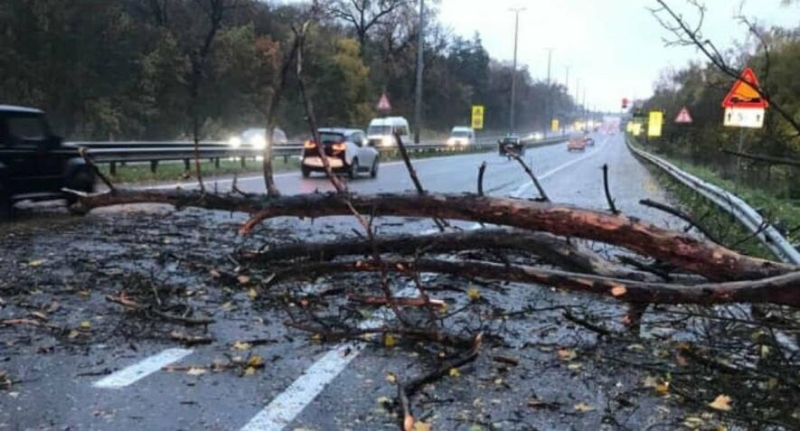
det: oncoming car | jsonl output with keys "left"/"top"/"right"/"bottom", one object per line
{"left": 228, "top": 127, "right": 288, "bottom": 150}
{"left": 366, "top": 117, "right": 411, "bottom": 147}
{"left": 301, "top": 128, "right": 379, "bottom": 179}
{"left": 447, "top": 126, "right": 475, "bottom": 146}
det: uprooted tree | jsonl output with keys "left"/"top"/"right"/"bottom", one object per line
{"left": 69, "top": 5, "right": 800, "bottom": 429}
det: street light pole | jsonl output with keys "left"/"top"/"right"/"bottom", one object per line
{"left": 545, "top": 47, "right": 553, "bottom": 137}
{"left": 509, "top": 7, "right": 525, "bottom": 134}
{"left": 413, "top": 0, "right": 425, "bottom": 143}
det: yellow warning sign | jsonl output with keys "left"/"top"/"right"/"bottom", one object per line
{"left": 471, "top": 105, "right": 484, "bottom": 130}
{"left": 648, "top": 111, "right": 663, "bottom": 137}
{"left": 551, "top": 119, "right": 559, "bottom": 132}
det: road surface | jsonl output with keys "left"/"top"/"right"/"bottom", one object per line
{"left": 1, "top": 133, "right": 686, "bottom": 431}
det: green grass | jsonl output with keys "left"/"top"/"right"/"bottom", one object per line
{"left": 100, "top": 158, "right": 300, "bottom": 185}
{"left": 627, "top": 135, "right": 800, "bottom": 257}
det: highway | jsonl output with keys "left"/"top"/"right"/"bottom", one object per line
{"left": 2, "top": 133, "right": 686, "bottom": 431}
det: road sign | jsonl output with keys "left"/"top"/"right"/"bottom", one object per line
{"left": 551, "top": 119, "right": 559, "bottom": 132}
{"left": 724, "top": 107, "right": 765, "bottom": 128}
{"left": 377, "top": 93, "right": 392, "bottom": 111}
{"left": 647, "top": 111, "right": 663, "bottom": 137}
{"left": 631, "top": 123, "right": 642, "bottom": 136}
{"left": 471, "top": 105, "right": 484, "bottom": 130}
{"left": 675, "top": 107, "right": 693, "bottom": 124}
{"left": 722, "top": 68, "right": 767, "bottom": 109}
{"left": 622, "top": 98, "right": 629, "bottom": 109}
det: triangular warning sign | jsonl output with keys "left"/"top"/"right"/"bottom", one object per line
{"left": 377, "top": 93, "right": 392, "bottom": 111}
{"left": 721, "top": 67, "right": 768, "bottom": 108}
{"left": 675, "top": 107, "right": 693, "bottom": 124}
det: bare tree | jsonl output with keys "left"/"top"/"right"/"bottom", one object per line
{"left": 651, "top": 0, "right": 800, "bottom": 137}
{"left": 327, "top": 0, "right": 411, "bottom": 48}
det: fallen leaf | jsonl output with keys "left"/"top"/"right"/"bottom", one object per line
{"left": 232, "top": 341, "right": 251, "bottom": 351}
{"left": 682, "top": 416, "right": 704, "bottom": 429}
{"left": 384, "top": 334, "right": 397, "bottom": 348}
{"left": 209, "top": 269, "right": 221, "bottom": 278}
{"left": 221, "top": 301, "right": 233, "bottom": 311}
{"left": 467, "top": 287, "right": 481, "bottom": 301}
{"left": 243, "top": 366, "right": 257, "bottom": 376}
{"left": 610, "top": 285, "right": 627, "bottom": 297}
{"left": 449, "top": 367, "right": 461, "bottom": 377}
{"left": 760, "top": 345, "right": 771, "bottom": 358}
{"left": 68, "top": 330, "right": 80, "bottom": 339}
{"left": 567, "top": 363, "right": 583, "bottom": 371}
{"left": 655, "top": 381, "right": 670, "bottom": 396}
{"left": 642, "top": 376, "right": 658, "bottom": 388}
{"left": 247, "top": 288, "right": 258, "bottom": 300}
{"left": 79, "top": 321, "right": 92, "bottom": 330}
{"left": 557, "top": 348, "right": 577, "bottom": 361}
{"left": 412, "top": 422, "right": 431, "bottom": 431}
{"left": 376, "top": 396, "right": 391, "bottom": 405}
{"left": 385, "top": 372, "right": 397, "bottom": 384}
{"left": 186, "top": 367, "right": 207, "bottom": 376}
{"left": 237, "top": 275, "right": 251, "bottom": 285}
{"left": 247, "top": 355, "right": 264, "bottom": 368}
{"left": 27, "top": 260, "right": 45, "bottom": 268}
{"left": 708, "top": 394, "right": 732, "bottom": 411}
{"left": 29, "top": 311, "right": 48, "bottom": 321}
{"left": 627, "top": 344, "right": 645, "bottom": 351}
{"left": 573, "top": 402, "right": 595, "bottom": 413}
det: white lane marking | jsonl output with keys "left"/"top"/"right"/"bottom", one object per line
{"left": 93, "top": 348, "right": 193, "bottom": 389}
{"left": 239, "top": 286, "right": 417, "bottom": 431}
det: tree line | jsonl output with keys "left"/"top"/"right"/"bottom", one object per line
{"left": 0, "top": 0, "right": 580, "bottom": 141}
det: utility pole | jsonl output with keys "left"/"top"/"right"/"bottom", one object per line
{"left": 545, "top": 48, "right": 553, "bottom": 137}
{"left": 509, "top": 7, "right": 525, "bottom": 134}
{"left": 413, "top": 0, "right": 425, "bottom": 143}
{"left": 582, "top": 88, "right": 587, "bottom": 130}
{"left": 562, "top": 66, "right": 569, "bottom": 135}
{"left": 575, "top": 78, "right": 580, "bottom": 129}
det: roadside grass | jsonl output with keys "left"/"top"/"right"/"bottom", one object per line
{"left": 100, "top": 158, "right": 300, "bottom": 185}
{"left": 627, "top": 135, "right": 800, "bottom": 258}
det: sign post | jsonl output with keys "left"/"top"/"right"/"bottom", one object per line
{"left": 471, "top": 105, "right": 484, "bottom": 130}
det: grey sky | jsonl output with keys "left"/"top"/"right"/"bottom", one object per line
{"left": 438, "top": 0, "right": 799, "bottom": 111}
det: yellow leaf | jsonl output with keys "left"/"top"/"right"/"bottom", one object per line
{"left": 412, "top": 422, "right": 431, "bottom": 431}
{"left": 310, "top": 333, "right": 322, "bottom": 343}
{"left": 573, "top": 402, "right": 595, "bottom": 413}
{"left": 79, "top": 321, "right": 91, "bottom": 330}
{"left": 28, "top": 259, "right": 45, "bottom": 267}
{"left": 449, "top": 367, "right": 461, "bottom": 377}
{"left": 385, "top": 372, "right": 397, "bottom": 384}
{"left": 627, "top": 344, "right": 645, "bottom": 351}
{"left": 610, "top": 285, "right": 627, "bottom": 297}
{"left": 467, "top": 287, "right": 481, "bottom": 301}
{"left": 186, "top": 367, "right": 207, "bottom": 376}
{"left": 247, "top": 288, "right": 258, "bottom": 300}
{"left": 717, "top": 425, "right": 728, "bottom": 431}
{"left": 567, "top": 363, "right": 582, "bottom": 371}
{"left": 232, "top": 341, "right": 251, "bottom": 351}
{"left": 384, "top": 334, "right": 396, "bottom": 348}
{"left": 655, "top": 381, "right": 670, "bottom": 396}
{"left": 68, "top": 330, "right": 80, "bottom": 339}
{"left": 243, "top": 366, "right": 257, "bottom": 376}
{"left": 557, "top": 348, "right": 577, "bottom": 361}
{"left": 708, "top": 394, "right": 732, "bottom": 411}
{"left": 247, "top": 355, "right": 264, "bottom": 368}
{"left": 760, "top": 344, "right": 771, "bottom": 358}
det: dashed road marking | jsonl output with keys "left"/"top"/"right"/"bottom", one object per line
{"left": 93, "top": 348, "right": 194, "bottom": 389}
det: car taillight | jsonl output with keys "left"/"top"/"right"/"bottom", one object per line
{"left": 304, "top": 140, "right": 316, "bottom": 149}
{"left": 331, "top": 142, "right": 346, "bottom": 152}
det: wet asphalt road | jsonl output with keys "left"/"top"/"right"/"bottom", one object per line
{"left": 2, "top": 133, "right": 687, "bottom": 431}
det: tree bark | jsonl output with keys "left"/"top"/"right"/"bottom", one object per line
{"left": 75, "top": 190, "right": 797, "bottom": 281}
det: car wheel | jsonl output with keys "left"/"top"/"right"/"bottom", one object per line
{"left": 301, "top": 167, "right": 311, "bottom": 178}
{"left": 66, "top": 167, "right": 95, "bottom": 206}
{"left": 370, "top": 158, "right": 379, "bottom": 178}
{"left": 349, "top": 158, "right": 359, "bottom": 179}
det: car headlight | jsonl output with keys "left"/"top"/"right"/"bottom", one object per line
{"left": 446, "top": 138, "right": 456, "bottom": 146}
{"left": 381, "top": 136, "right": 393, "bottom": 146}
{"left": 228, "top": 136, "right": 242, "bottom": 148}
{"left": 250, "top": 135, "right": 267, "bottom": 150}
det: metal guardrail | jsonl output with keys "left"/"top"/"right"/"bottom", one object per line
{"left": 627, "top": 137, "right": 800, "bottom": 265}
{"left": 65, "top": 135, "right": 569, "bottom": 174}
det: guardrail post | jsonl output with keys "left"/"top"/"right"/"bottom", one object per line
{"left": 240, "top": 157, "right": 246, "bottom": 168}
{"left": 150, "top": 160, "right": 158, "bottom": 173}
{"left": 110, "top": 162, "right": 117, "bottom": 176}
{"left": 183, "top": 159, "right": 190, "bottom": 171}
{"left": 283, "top": 154, "right": 289, "bottom": 164}
{"left": 214, "top": 158, "right": 220, "bottom": 169}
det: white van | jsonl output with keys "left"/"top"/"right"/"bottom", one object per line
{"left": 447, "top": 126, "right": 475, "bottom": 146}
{"left": 366, "top": 117, "right": 411, "bottom": 147}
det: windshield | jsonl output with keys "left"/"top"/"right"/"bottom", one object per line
{"left": 367, "top": 125, "right": 391, "bottom": 135}
{"left": 451, "top": 131, "right": 470, "bottom": 138}
{"left": 7, "top": 115, "right": 47, "bottom": 141}
{"left": 319, "top": 132, "right": 344, "bottom": 144}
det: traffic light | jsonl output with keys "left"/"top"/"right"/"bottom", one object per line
{"left": 622, "top": 98, "right": 629, "bottom": 109}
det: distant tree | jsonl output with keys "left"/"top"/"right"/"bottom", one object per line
{"left": 327, "top": 0, "right": 411, "bottom": 48}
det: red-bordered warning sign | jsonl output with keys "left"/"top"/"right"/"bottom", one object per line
{"left": 675, "top": 107, "right": 693, "bottom": 124}
{"left": 721, "top": 67, "right": 768, "bottom": 108}
{"left": 377, "top": 93, "right": 392, "bottom": 111}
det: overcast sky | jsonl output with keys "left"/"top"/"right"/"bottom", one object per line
{"left": 438, "top": 0, "right": 799, "bottom": 111}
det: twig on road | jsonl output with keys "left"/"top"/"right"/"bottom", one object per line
{"left": 394, "top": 132, "right": 448, "bottom": 231}
{"left": 602, "top": 164, "right": 619, "bottom": 214}
{"left": 477, "top": 161, "right": 487, "bottom": 196}
{"left": 508, "top": 152, "right": 549, "bottom": 202}
{"left": 640, "top": 198, "right": 722, "bottom": 245}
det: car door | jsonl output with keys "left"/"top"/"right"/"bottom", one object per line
{"left": 353, "top": 131, "right": 375, "bottom": 167}
{"left": 1, "top": 113, "right": 54, "bottom": 194}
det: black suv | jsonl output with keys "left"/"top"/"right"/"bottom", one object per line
{"left": 0, "top": 105, "right": 95, "bottom": 217}
{"left": 498, "top": 134, "right": 525, "bottom": 157}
